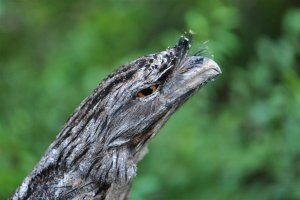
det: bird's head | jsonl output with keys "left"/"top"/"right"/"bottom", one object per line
{"left": 97, "top": 32, "right": 221, "bottom": 154}
{"left": 49, "top": 32, "right": 222, "bottom": 186}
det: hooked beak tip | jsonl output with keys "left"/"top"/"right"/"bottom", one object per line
{"left": 204, "top": 58, "right": 221, "bottom": 75}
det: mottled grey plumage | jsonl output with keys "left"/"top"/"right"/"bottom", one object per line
{"left": 12, "top": 33, "right": 221, "bottom": 200}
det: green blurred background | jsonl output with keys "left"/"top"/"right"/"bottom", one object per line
{"left": 1, "top": 0, "right": 300, "bottom": 199}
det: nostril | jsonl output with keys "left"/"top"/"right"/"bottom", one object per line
{"left": 195, "top": 57, "right": 204, "bottom": 64}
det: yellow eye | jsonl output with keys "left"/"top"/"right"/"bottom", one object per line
{"left": 136, "top": 84, "right": 159, "bottom": 98}
{"left": 151, "top": 85, "right": 157, "bottom": 92}
{"left": 137, "top": 91, "right": 145, "bottom": 97}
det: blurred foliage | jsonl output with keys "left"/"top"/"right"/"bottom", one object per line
{"left": 0, "top": 0, "right": 300, "bottom": 199}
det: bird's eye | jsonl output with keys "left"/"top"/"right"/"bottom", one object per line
{"left": 136, "top": 84, "right": 159, "bottom": 97}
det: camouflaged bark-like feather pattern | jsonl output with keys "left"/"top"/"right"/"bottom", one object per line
{"left": 12, "top": 32, "right": 221, "bottom": 200}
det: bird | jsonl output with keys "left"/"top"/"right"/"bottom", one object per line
{"left": 11, "top": 32, "right": 221, "bottom": 200}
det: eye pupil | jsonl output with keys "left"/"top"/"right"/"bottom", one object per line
{"left": 136, "top": 84, "right": 158, "bottom": 97}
